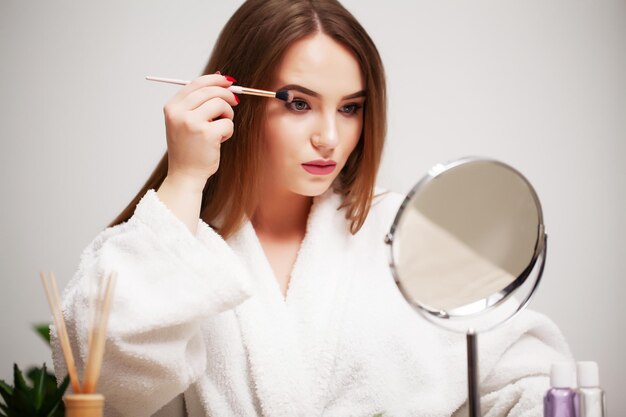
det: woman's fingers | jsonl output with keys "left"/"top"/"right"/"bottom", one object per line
{"left": 162, "top": 74, "right": 239, "bottom": 183}
{"left": 210, "top": 118, "right": 235, "bottom": 143}
{"left": 193, "top": 97, "right": 235, "bottom": 123}
{"left": 171, "top": 74, "right": 233, "bottom": 102}
{"left": 181, "top": 85, "right": 239, "bottom": 111}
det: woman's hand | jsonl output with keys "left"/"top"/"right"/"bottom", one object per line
{"left": 156, "top": 74, "right": 239, "bottom": 234}
{"left": 163, "top": 74, "right": 239, "bottom": 190}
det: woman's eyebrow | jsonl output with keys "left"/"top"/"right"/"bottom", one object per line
{"left": 277, "top": 84, "right": 366, "bottom": 100}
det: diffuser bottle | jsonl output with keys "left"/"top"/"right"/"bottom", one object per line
{"left": 577, "top": 361, "right": 606, "bottom": 417}
{"left": 544, "top": 362, "right": 578, "bottom": 417}
{"left": 63, "top": 393, "right": 104, "bottom": 417}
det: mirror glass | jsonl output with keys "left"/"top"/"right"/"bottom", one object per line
{"left": 389, "top": 158, "right": 545, "bottom": 320}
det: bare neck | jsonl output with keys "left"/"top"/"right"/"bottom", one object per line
{"left": 252, "top": 189, "right": 313, "bottom": 238}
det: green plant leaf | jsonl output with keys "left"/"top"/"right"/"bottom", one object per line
{"left": 32, "top": 364, "right": 46, "bottom": 410}
{"left": 44, "top": 402, "right": 60, "bottom": 417}
{"left": 29, "top": 368, "right": 68, "bottom": 417}
{"left": 12, "top": 386, "right": 35, "bottom": 416}
{"left": 32, "top": 324, "right": 51, "bottom": 346}
{"left": 1, "top": 322, "right": 68, "bottom": 417}
{"left": 42, "top": 375, "right": 68, "bottom": 417}
{"left": 2, "top": 364, "right": 69, "bottom": 417}
{"left": 0, "top": 379, "right": 12, "bottom": 396}
{"left": 26, "top": 367, "right": 55, "bottom": 397}
{"left": 11, "top": 364, "right": 36, "bottom": 415}
{"left": 0, "top": 378, "right": 13, "bottom": 399}
{"left": 12, "top": 365, "right": 27, "bottom": 394}
{"left": 0, "top": 380, "right": 16, "bottom": 415}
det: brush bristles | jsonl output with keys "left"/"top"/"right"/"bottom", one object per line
{"left": 275, "top": 90, "right": 294, "bottom": 103}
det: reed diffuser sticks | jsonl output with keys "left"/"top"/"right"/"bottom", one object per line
{"left": 40, "top": 271, "right": 117, "bottom": 394}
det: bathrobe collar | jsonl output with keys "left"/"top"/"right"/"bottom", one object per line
{"left": 227, "top": 189, "right": 359, "bottom": 417}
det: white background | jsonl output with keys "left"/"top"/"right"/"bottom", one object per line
{"left": 1, "top": 1, "right": 624, "bottom": 414}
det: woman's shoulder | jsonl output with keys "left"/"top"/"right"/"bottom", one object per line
{"left": 370, "top": 186, "right": 406, "bottom": 219}
{"left": 77, "top": 189, "right": 219, "bottom": 274}
{"left": 84, "top": 190, "right": 180, "bottom": 252}
{"left": 72, "top": 191, "right": 167, "bottom": 277}
{"left": 68, "top": 189, "right": 251, "bottom": 304}
{"left": 357, "top": 186, "right": 406, "bottom": 235}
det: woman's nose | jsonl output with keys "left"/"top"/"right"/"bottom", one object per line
{"left": 311, "top": 114, "right": 339, "bottom": 150}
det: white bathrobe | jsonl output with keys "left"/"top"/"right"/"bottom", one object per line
{"left": 52, "top": 188, "right": 571, "bottom": 417}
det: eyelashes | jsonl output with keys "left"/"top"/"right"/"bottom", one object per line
{"left": 286, "top": 98, "right": 363, "bottom": 115}
{"left": 340, "top": 103, "right": 363, "bottom": 115}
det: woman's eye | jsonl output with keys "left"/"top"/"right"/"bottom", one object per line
{"left": 340, "top": 103, "right": 362, "bottom": 115}
{"left": 287, "top": 99, "right": 310, "bottom": 112}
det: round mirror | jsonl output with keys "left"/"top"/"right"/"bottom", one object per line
{"left": 386, "top": 157, "right": 547, "bottom": 417}
{"left": 387, "top": 157, "right": 546, "bottom": 331}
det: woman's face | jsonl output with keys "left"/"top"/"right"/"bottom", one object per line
{"left": 261, "top": 32, "right": 365, "bottom": 197}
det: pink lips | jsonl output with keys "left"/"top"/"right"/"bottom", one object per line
{"left": 302, "top": 159, "right": 337, "bottom": 175}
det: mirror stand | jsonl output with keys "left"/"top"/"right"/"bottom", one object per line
{"left": 467, "top": 330, "right": 480, "bottom": 417}
{"left": 464, "top": 235, "right": 547, "bottom": 417}
{"left": 466, "top": 329, "right": 481, "bottom": 417}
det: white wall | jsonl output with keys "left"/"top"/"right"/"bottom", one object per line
{"left": 1, "top": 0, "right": 624, "bottom": 414}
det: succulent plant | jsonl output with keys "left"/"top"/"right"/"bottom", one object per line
{"left": 0, "top": 363, "right": 69, "bottom": 417}
{"left": 1, "top": 323, "right": 69, "bottom": 417}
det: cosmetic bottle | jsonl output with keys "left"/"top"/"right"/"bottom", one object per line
{"left": 544, "top": 362, "right": 578, "bottom": 417}
{"left": 577, "top": 361, "right": 606, "bottom": 417}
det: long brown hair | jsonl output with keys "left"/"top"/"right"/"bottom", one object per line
{"left": 109, "top": 0, "right": 387, "bottom": 238}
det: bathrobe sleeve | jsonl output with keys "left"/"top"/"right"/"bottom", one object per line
{"left": 51, "top": 190, "right": 253, "bottom": 417}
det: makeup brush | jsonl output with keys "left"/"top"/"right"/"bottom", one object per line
{"left": 145, "top": 76, "right": 294, "bottom": 103}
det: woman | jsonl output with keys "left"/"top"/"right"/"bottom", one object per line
{"left": 53, "top": 1, "right": 571, "bottom": 416}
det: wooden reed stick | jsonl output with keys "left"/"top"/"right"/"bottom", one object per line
{"left": 85, "top": 273, "right": 105, "bottom": 372}
{"left": 82, "top": 272, "right": 117, "bottom": 393}
{"left": 86, "top": 272, "right": 96, "bottom": 353}
{"left": 83, "top": 274, "right": 105, "bottom": 393}
{"left": 40, "top": 272, "right": 82, "bottom": 393}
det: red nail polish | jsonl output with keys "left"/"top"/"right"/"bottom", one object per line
{"left": 224, "top": 75, "right": 237, "bottom": 83}
{"left": 233, "top": 93, "right": 240, "bottom": 104}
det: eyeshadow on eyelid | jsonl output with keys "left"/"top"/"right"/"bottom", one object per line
{"left": 277, "top": 84, "right": 366, "bottom": 100}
